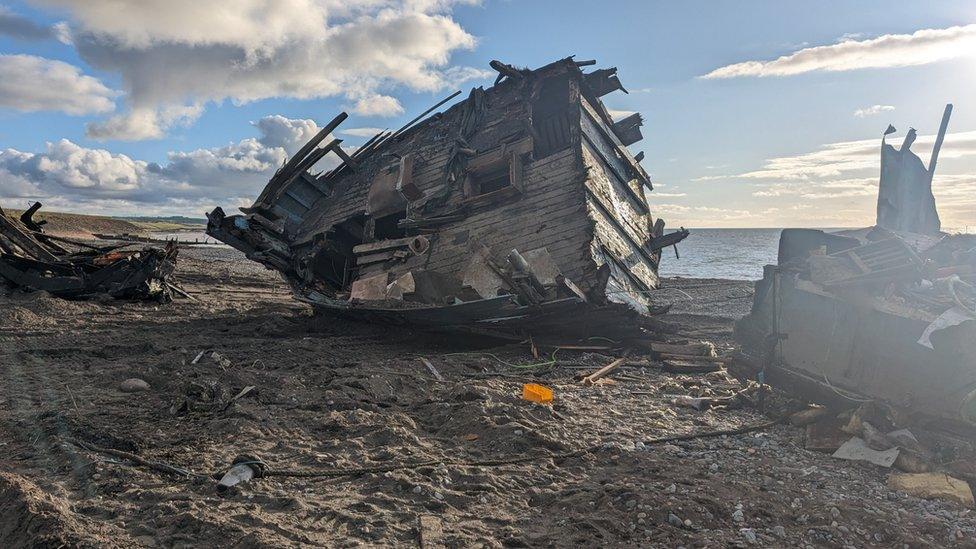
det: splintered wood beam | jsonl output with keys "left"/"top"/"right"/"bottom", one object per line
{"left": 927, "top": 103, "right": 952, "bottom": 179}
{"left": 647, "top": 228, "right": 690, "bottom": 252}
{"left": 387, "top": 90, "right": 462, "bottom": 143}
{"left": 275, "top": 112, "right": 348, "bottom": 183}
{"left": 271, "top": 139, "right": 342, "bottom": 202}
{"left": 489, "top": 60, "right": 523, "bottom": 81}
{"left": 333, "top": 146, "right": 359, "bottom": 171}
{"left": 0, "top": 212, "right": 61, "bottom": 263}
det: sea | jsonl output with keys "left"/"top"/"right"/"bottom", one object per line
{"left": 659, "top": 228, "right": 781, "bottom": 281}
{"left": 155, "top": 227, "right": 785, "bottom": 280}
{"left": 153, "top": 226, "right": 972, "bottom": 282}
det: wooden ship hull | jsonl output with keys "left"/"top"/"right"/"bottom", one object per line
{"left": 207, "top": 57, "right": 687, "bottom": 341}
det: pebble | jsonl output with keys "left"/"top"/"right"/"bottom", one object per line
{"left": 412, "top": 486, "right": 422, "bottom": 494}
{"left": 709, "top": 462, "right": 719, "bottom": 472}
{"left": 668, "top": 513, "right": 683, "bottom": 527}
{"left": 830, "top": 507, "right": 841, "bottom": 519}
{"left": 664, "top": 483, "right": 677, "bottom": 494}
{"left": 732, "top": 509, "right": 745, "bottom": 523}
{"left": 772, "top": 525, "right": 786, "bottom": 538}
{"left": 119, "top": 378, "right": 150, "bottom": 392}
{"left": 740, "top": 528, "right": 757, "bottom": 544}
{"left": 434, "top": 492, "right": 444, "bottom": 500}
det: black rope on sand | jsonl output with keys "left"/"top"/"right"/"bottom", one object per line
{"left": 65, "top": 416, "right": 786, "bottom": 481}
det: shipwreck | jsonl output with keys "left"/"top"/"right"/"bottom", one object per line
{"left": 207, "top": 57, "right": 688, "bottom": 340}
{"left": 0, "top": 203, "right": 179, "bottom": 301}
{"left": 735, "top": 104, "right": 976, "bottom": 428}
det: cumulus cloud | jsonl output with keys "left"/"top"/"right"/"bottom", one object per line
{"left": 252, "top": 115, "right": 320, "bottom": 155}
{"left": 340, "top": 127, "right": 386, "bottom": 138}
{"left": 351, "top": 95, "right": 405, "bottom": 117}
{"left": 854, "top": 104, "right": 895, "bottom": 118}
{"left": 22, "top": 1, "right": 488, "bottom": 139}
{"left": 0, "top": 114, "right": 338, "bottom": 213}
{"left": 702, "top": 23, "right": 976, "bottom": 79}
{"left": 0, "top": 54, "right": 117, "bottom": 115}
{"left": 86, "top": 105, "right": 204, "bottom": 141}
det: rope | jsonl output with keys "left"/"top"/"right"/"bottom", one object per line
{"left": 65, "top": 416, "right": 786, "bottom": 481}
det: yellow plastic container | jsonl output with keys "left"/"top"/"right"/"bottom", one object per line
{"left": 522, "top": 383, "right": 553, "bottom": 404}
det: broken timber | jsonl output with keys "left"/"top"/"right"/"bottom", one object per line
{"left": 0, "top": 204, "right": 179, "bottom": 301}
{"left": 734, "top": 105, "right": 976, "bottom": 428}
{"left": 207, "top": 57, "right": 689, "bottom": 341}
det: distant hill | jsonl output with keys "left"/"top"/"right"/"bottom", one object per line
{"left": 2, "top": 208, "right": 208, "bottom": 239}
{"left": 113, "top": 215, "right": 207, "bottom": 232}
{"left": 114, "top": 215, "right": 207, "bottom": 226}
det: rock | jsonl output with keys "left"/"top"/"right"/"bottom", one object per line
{"left": 120, "top": 378, "right": 150, "bottom": 392}
{"left": 740, "top": 528, "right": 757, "bottom": 544}
{"left": 664, "top": 483, "right": 677, "bottom": 494}
{"left": 772, "top": 525, "right": 786, "bottom": 538}
{"left": 887, "top": 472, "right": 975, "bottom": 507}
{"left": 732, "top": 509, "right": 745, "bottom": 523}
{"left": 830, "top": 507, "right": 841, "bottom": 519}
{"left": 667, "top": 513, "right": 683, "bottom": 527}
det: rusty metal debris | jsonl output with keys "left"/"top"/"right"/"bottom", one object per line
{"left": 735, "top": 105, "right": 976, "bottom": 429}
{"left": 207, "top": 57, "right": 689, "bottom": 341}
{"left": 0, "top": 203, "right": 178, "bottom": 301}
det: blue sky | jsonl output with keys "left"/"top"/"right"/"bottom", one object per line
{"left": 0, "top": 0, "right": 974, "bottom": 228}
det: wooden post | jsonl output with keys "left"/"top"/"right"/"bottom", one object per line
{"left": 927, "top": 104, "right": 952, "bottom": 179}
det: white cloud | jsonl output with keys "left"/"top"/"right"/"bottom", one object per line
{"left": 350, "top": 95, "right": 405, "bottom": 117}
{"left": 700, "top": 129, "right": 976, "bottom": 228}
{"left": 253, "top": 115, "right": 321, "bottom": 155}
{"left": 86, "top": 105, "right": 204, "bottom": 141}
{"left": 702, "top": 23, "right": 976, "bottom": 79}
{"left": 340, "top": 127, "right": 386, "bottom": 137}
{"left": 737, "top": 130, "right": 976, "bottom": 181}
{"left": 24, "top": 1, "right": 488, "bottom": 139}
{"left": 854, "top": 104, "right": 895, "bottom": 118}
{"left": 0, "top": 54, "right": 117, "bottom": 115}
{"left": 0, "top": 114, "right": 339, "bottom": 213}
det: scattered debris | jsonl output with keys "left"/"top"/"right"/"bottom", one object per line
{"left": 522, "top": 383, "right": 553, "bottom": 404}
{"left": 832, "top": 437, "right": 900, "bottom": 468}
{"left": 580, "top": 354, "right": 630, "bottom": 386}
{"left": 119, "top": 378, "right": 150, "bottom": 393}
{"left": 0, "top": 203, "right": 178, "bottom": 301}
{"left": 736, "top": 106, "right": 976, "bottom": 426}
{"left": 210, "top": 351, "right": 232, "bottom": 370}
{"left": 887, "top": 472, "right": 975, "bottom": 507}
{"left": 418, "top": 357, "right": 444, "bottom": 381}
{"left": 217, "top": 455, "right": 267, "bottom": 494}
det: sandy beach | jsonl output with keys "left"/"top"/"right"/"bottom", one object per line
{"left": 0, "top": 245, "right": 973, "bottom": 547}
